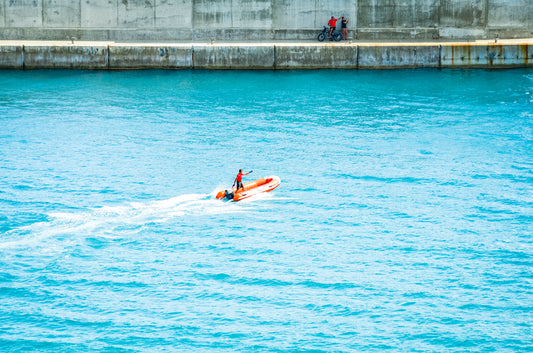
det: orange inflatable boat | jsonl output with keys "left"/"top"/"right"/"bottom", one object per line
{"left": 216, "top": 175, "right": 281, "bottom": 202}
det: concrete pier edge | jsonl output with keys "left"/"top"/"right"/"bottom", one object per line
{"left": 0, "top": 40, "right": 532, "bottom": 70}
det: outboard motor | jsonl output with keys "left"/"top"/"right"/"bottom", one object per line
{"left": 224, "top": 189, "right": 234, "bottom": 200}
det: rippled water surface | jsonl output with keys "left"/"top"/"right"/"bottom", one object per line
{"left": 1, "top": 69, "right": 532, "bottom": 352}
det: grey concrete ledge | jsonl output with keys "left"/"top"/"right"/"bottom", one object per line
{"left": 0, "top": 40, "right": 532, "bottom": 70}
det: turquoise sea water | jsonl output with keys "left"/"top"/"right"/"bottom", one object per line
{"left": 0, "top": 69, "right": 532, "bottom": 352}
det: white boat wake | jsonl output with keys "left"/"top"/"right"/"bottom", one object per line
{"left": 0, "top": 191, "right": 272, "bottom": 250}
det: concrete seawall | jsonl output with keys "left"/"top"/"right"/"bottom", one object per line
{"left": 1, "top": 0, "right": 532, "bottom": 41}
{"left": 1, "top": 40, "right": 531, "bottom": 70}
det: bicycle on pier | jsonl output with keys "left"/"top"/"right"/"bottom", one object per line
{"left": 317, "top": 26, "right": 342, "bottom": 42}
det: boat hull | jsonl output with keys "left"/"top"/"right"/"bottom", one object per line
{"left": 216, "top": 175, "right": 281, "bottom": 201}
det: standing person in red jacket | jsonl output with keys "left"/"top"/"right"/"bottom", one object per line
{"left": 233, "top": 169, "right": 251, "bottom": 190}
{"left": 328, "top": 16, "right": 339, "bottom": 40}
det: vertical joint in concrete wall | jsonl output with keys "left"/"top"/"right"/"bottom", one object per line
{"left": 22, "top": 45, "right": 26, "bottom": 70}
{"left": 273, "top": 45, "right": 277, "bottom": 69}
{"left": 270, "top": 1, "right": 274, "bottom": 34}
{"left": 484, "top": 0, "right": 489, "bottom": 34}
{"left": 116, "top": 0, "right": 119, "bottom": 29}
{"left": 354, "top": 0, "right": 358, "bottom": 33}
{"left": 191, "top": 0, "right": 195, "bottom": 36}
{"left": 314, "top": 0, "right": 319, "bottom": 29}
{"left": 230, "top": 0, "right": 234, "bottom": 28}
{"left": 356, "top": 45, "right": 359, "bottom": 69}
{"left": 106, "top": 45, "right": 110, "bottom": 70}
{"left": 438, "top": 45, "right": 442, "bottom": 68}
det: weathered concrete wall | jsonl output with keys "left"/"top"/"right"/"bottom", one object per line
{"left": 0, "top": 45, "right": 23, "bottom": 68}
{"left": 193, "top": 44, "right": 274, "bottom": 69}
{"left": 1, "top": 40, "right": 531, "bottom": 69}
{"left": 23, "top": 43, "right": 108, "bottom": 69}
{"left": 440, "top": 42, "right": 531, "bottom": 68}
{"left": 358, "top": 44, "right": 441, "bottom": 69}
{"left": 108, "top": 44, "right": 192, "bottom": 69}
{"left": 0, "top": 0, "right": 531, "bottom": 41}
{"left": 275, "top": 44, "right": 358, "bottom": 69}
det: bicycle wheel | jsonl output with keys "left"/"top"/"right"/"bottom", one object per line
{"left": 317, "top": 33, "right": 326, "bottom": 42}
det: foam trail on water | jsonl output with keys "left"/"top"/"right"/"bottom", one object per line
{"left": 0, "top": 193, "right": 246, "bottom": 249}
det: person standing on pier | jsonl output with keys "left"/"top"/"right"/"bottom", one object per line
{"left": 328, "top": 16, "right": 339, "bottom": 40}
{"left": 341, "top": 16, "right": 349, "bottom": 40}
